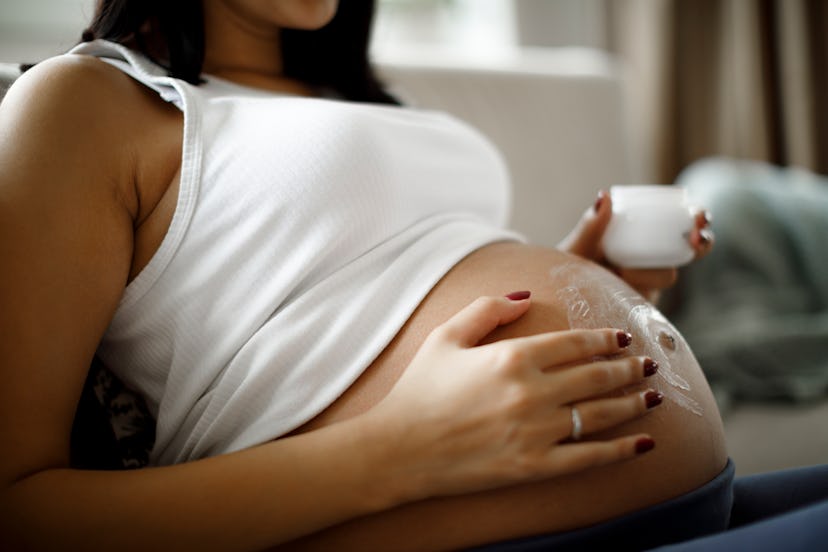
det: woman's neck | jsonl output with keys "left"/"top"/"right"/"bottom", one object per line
{"left": 208, "top": 68, "right": 317, "bottom": 96}
{"left": 201, "top": 1, "right": 312, "bottom": 95}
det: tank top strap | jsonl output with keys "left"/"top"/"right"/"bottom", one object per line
{"left": 68, "top": 39, "right": 186, "bottom": 110}
{"left": 67, "top": 39, "right": 204, "bottom": 311}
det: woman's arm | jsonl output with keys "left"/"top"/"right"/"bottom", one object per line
{"left": 0, "top": 56, "right": 394, "bottom": 551}
{"left": 2, "top": 285, "right": 657, "bottom": 551}
{"left": 0, "top": 58, "right": 658, "bottom": 551}
{"left": 4, "top": 296, "right": 656, "bottom": 552}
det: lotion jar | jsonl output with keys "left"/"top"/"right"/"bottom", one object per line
{"left": 603, "top": 185, "right": 698, "bottom": 268}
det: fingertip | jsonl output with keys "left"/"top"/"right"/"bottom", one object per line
{"left": 593, "top": 192, "right": 613, "bottom": 226}
{"left": 643, "top": 358, "right": 658, "bottom": 377}
{"left": 505, "top": 290, "right": 531, "bottom": 301}
{"left": 691, "top": 227, "right": 714, "bottom": 256}
{"left": 634, "top": 436, "right": 656, "bottom": 454}
{"left": 643, "top": 389, "right": 663, "bottom": 409}
{"left": 442, "top": 294, "right": 534, "bottom": 347}
{"left": 616, "top": 330, "right": 633, "bottom": 348}
{"left": 593, "top": 190, "right": 608, "bottom": 214}
{"left": 503, "top": 291, "right": 533, "bottom": 321}
{"left": 695, "top": 210, "right": 712, "bottom": 227}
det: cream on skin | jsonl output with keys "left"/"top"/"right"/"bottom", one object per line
{"left": 551, "top": 262, "right": 704, "bottom": 416}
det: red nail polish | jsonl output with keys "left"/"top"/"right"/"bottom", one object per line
{"left": 505, "top": 291, "right": 531, "bottom": 301}
{"left": 645, "top": 390, "right": 663, "bottom": 409}
{"left": 644, "top": 358, "right": 659, "bottom": 377}
{"left": 593, "top": 190, "right": 606, "bottom": 213}
{"left": 635, "top": 437, "right": 656, "bottom": 454}
{"left": 617, "top": 331, "right": 632, "bottom": 348}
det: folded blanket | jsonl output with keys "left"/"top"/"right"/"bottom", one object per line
{"left": 667, "top": 158, "right": 828, "bottom": 405}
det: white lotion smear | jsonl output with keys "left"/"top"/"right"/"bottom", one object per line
{"left": 550, "top": 262, "right": 703, "bottom": 416}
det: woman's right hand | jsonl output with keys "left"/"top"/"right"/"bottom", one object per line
{"left": 361, "top": 292, "right": 661, "bottom": 501}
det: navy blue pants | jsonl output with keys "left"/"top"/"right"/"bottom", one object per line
{"left": 472, "top": 460, "right": 828, "bottom": 551}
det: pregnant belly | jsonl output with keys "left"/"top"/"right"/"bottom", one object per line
{"left": 286, "top": 242, "right": 727, "bottom": 551}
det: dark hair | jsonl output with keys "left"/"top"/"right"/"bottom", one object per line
{"left": 80, "top": 0, "right": 398, "bottom": 105}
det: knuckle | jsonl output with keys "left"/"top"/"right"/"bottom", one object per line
{"left": 581, "top": 444, "right": 616, "bottom": 468}
{"left": 476, "top": 296, "right": 506, "bottom": 330}
{"left": 601, "top": 330, "right": 618, "bottom": 351}
{"left": 503, "top": 382, "right": 533, "bottom": 411}
{"left": 589, "top": 402, "right": 615, "bottom": 425}
{"left": 590, "top": 442, "right": 624, "bottom": 466}
{"left": 603, "top": 330, "right": 617, "bottom": 350}
{"left": 561, "top": 446, "right": 604, "bottom": 473}
{"left": 626, "top": 357, "right": 643, "bottom": 379}
{"left": 570, "top": 331, "right": 592, "bottom": 350}
{"left": 488, "top": 441, "right": 546, "bottom": 483}
{"left": 586, "top": 363, "right": 615, "bottom": 388}
{"left": 630, "top": 396, "right": 648, "bottom": 417}
{"left": 428, "top": 324, "right": 456, "bottom": 344}
{"left": 493, "top": 344, "right": 527, "bottom": 374}
{"left": 619, "top": 438, "right": 638, "bottom": 458}
{"left": 509, "top": 451, "right": 546, "bottom": 480}
{"left": 476, "top": 295, "right": 502, "bottom": 315}
{"left": 636, "top": 393, "right": 651, "bottom": 414}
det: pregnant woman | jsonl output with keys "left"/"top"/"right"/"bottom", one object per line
{"left": 4, "top": 1, "right": 824, "bottom": 551}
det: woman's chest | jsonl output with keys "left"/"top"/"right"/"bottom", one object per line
{"left": 127, "top": 96, "right": 511, "bottom": 285}
{"left": 199, "top": 97, "right": 511, "bottom": 224}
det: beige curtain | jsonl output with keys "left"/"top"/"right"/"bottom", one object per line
{"left": 606, "top": 0, "right": 828, "bottom": 184}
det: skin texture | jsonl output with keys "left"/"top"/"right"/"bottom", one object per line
{"left": 0, "top": 1, "right": 721, "bottom": 549}
{"left": 200, "top": 0, "right": 338, "bottom": 94}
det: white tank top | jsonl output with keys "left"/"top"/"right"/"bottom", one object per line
{"left": 71, "top": 40, "right": 523, "bottom": 465}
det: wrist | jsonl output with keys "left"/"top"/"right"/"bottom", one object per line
{"left": 350, "top": 408, "right": 432, "bottom": 509}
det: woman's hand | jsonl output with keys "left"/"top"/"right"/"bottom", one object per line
{"left": 361, "top": 293, "right": 661, "bottom": 502}
{"left": 558, "top": 190, "right": 714, "bottom": 302}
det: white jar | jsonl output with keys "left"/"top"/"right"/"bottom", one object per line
{"left": 603, "top": 185, "right": 697, "bottom": 268}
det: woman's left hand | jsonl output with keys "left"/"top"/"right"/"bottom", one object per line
{"left": 557, "top": 190, "right": 714, "bottom": 302}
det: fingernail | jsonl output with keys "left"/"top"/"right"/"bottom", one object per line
{"left": 617, "top": 331, "right": 632, "bottom": 348}
{"left": 593, "top": 190, "right": 607, "bottom": 213}
{"left": 643, "top": 358, "right": 659, "bottom": 377}
{"left": 699, "top": 228, "right": 713, "bottom": 245}
{"left": 505, "top": 291, "right": 531, "bottom": 301}
{"left": 635, "top": 437, "right": 656, "bottom": 454}
{"left": 644, "top": 390, "right": 663, "bottom": 409}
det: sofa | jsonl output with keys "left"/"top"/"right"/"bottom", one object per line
{"left": 2, "top": 47, "right": 825, "bottom": 475}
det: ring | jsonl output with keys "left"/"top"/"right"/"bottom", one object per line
{"left": 570, "top": 406, "right": 583, "bottom": 441}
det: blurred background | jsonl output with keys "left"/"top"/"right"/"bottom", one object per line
{"left": 2, "top": 0, "right": 826, "bottom": 475}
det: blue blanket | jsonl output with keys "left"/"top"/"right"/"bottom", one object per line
{"left": 667, "top": 158, "right": 828, "bottom": 404}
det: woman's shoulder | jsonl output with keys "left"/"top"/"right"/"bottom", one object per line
{"left": 20, "top": 51, "right": 126, "bottom": 86}
{"left": 1, "top": 53, "right": 161, "bottom": 140}
{"left": 0, "top": 52, "right": 178, "bottom": 224}
{"left": 1, "top": 52, "right": 182, "bottom": 189}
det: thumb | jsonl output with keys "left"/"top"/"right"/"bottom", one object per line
{"left": 558, "top": 190, "right": 612, "bottom": 260}
{"left": 434, "top": 293, "right": 532, "bottom": 348}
